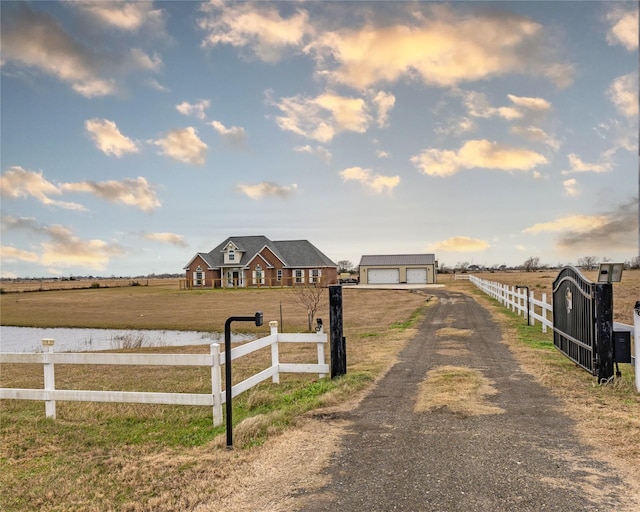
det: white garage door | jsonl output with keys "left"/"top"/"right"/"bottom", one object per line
{"left": 368, "top": 268, "right": 400, "bottom": 284}
{"left": 406, "top": 268, "right": 427, "bottom": 284}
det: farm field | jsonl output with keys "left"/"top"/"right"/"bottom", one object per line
{"left": 1, "top": 277, "right": 639, "bottom": 511}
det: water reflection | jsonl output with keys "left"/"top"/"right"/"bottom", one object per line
{"left": 0, "top": 326, "right": 254, "bottom": 353}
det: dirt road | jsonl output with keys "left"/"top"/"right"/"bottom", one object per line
{"left": 293, "top": 289, "right": 632, "bottom": 511}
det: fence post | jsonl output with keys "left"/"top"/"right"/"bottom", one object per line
{"left": 530, "top": 290, "right": 535, "bottom": 326}
{"left": 541, "top": 293, "right": 547, "bottom": 333}
{"left": 210, "top": 343, "right": 222, "bottom": 426}
{"left": 270, "top": 321, "right": 280, "bottom": 384}
{"left": 329, "top": 285, "right": 346, "bottom": 378}
{"left": 316, "top": 323, "right": 327, "bottom": 379}
{"left": 42, "top": 338, "right": 56, "bottom": 419}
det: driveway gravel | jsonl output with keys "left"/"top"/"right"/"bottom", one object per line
{"left": 294, "top": 288, "right": 631, "bottom": 511}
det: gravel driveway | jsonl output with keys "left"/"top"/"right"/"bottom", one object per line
{"left": 294, "top": 288, "right": 630, "bottom": 511}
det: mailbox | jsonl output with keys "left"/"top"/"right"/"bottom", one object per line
{"left": 614, "top": 330, "right": 632, "bottom": 364}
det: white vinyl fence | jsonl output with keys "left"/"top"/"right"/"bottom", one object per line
{"left": 468, "top": 275, "right": 638, "bottom": 391}
{"left": 0, "top": 321, "right": 328, "bottom": 426}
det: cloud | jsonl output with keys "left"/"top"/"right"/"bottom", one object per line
{"left": 523, "top": 199, "right": 638, "bottom": 252}
{"left": 607, "top": 73, "right": 638, "bottom": 118}
{"left": 371, "top": 90, "right": 395, "bottom": 127}
{"left": 510, "top": 126, "right": 560, "bottom": 150}
{"left": 176, "top": 100, "right": 211, "bottom": 120}
{"left": 235, "top": 182, "right": 298, "bottom": 200}
{"left": 411, "top": 139, "right": 548, "bottom": 177}
{"left": 85, "top": 118, "right": 139, "bottom": 157}
{"left": 1, "top": 216, "right": 123, "bottom": 271}
{"left": 198, "top": 0, "right": 310, "bottom": 63}
{"left": 339, "top": 167, "right": 400, "bottom": 194}
{"left": 129, "top": 48, "right": 163, "bottom": 73}
{"left": 561, "top": 153, "right": 612, "bottom": 175}
{"left": 294, "top": 145, "right": 332, "bottom": 162}
{"left": 523, "top": 214, "right": 610, "bottom": 235}
{"left": 0, "top": 245, "right": 39, "bottom": 263}
{"left": 376, "top": 149, "right": 391, "bottom": 159}
{"left": 506, "top": 94, "right": 551, "bottom": 112}
{"left": 1, "top": 3, "right": 165, "bottom": 97}
{"left": 0, "top": 4, "right": 117, "bottom": 97}
{"left": 269, "top": 91, "right": 371, "bottom": 142}
{"left": 141, "top": 232, "right": 188, "bottom": 247}
{"left": 462, "top": 91, "right": 551, "bottom": 121}
{"left": 147, "top": 78, "right": 170, "bottom": 92}
{"left": 151, "top": 127, "right": 207, "bottom": 165}
{"left": 61, "top": 176, "right": 161, "bottom": 212}
{"left": 306, "top": 5, "right": 572, "bottom": 89}
{"left": 607, "top": 6, "right": 639, "bottom": 51}
{"left": 426, "top": 236, "right": 491, "bottom": 252}
{"left": 40, "top": 224, "right": 122, "bottom": 271}
{"left": 0, "top": 166, "right": 86, "bottom": 210}
{"left": 563, "top": 178, "right": 578, "bottom": 197}
{"left": 72, "top": 1, "right": 166, "bottom": 33}
{"left": 210, "top": 120, "right": 247, "bottom": 147}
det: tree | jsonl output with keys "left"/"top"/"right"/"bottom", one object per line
{"left": 523, "top": 256, "right": 540, "bottom": 272}
{"left": 626, "top": 256, "right": 640, "bottom": 269}
{"left": 337, "top": 260, "right": 354, "bottom": 273}
{"left": 290, "top": 279, "right": 327, "bottom": 331}
{"left": 455, "top": 261, "right": 469, "bottom": 272}
{"left": 576, "top": 256, "right": 598, "bottom": 270}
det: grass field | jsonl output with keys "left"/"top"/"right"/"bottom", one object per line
{"left": 0, "top": 285, "right": 430, "bottom": 511}
{"left": 1, "top": 276, "right": 639, "bottom": 511}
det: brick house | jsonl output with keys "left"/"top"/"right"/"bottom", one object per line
{"left": 184, "top": 235, "right": 338, "bottom": 288}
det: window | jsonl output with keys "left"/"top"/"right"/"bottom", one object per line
{"left": 309, "top": 269, "right": 321, "bottom": 283}
{"left": 253, "top": 265, "right": 265, "bottom": 285}
{"left": 276, "top": 269, "right": 282, "bottom": 282}
{"left": 228, "top": 250, "right": 235, "bottom": 262}
{"left": 193, "top": 266, "right": 203, "bottom": 286}
{"left": 294, "top": 269, "right": 304, "bottom": 284}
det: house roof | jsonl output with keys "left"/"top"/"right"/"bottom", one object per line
{"left": 186, "top": 235, "right": 336, "bottom": 269}
{"left": 359, "top": 254, "right": 436, "bottom": 266}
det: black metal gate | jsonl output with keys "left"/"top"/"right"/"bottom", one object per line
{"left": 552, "top": 266, "right": 614, "bottom": 382}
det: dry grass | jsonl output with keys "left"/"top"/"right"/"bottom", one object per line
{"left": 415, "top": 365, "right": 504, "bottom": 416}
{"left": 464, "top": 285, "right": 640, "bottom": 507}
{"left": 0, "top": 286, "right": 429, "bottom": 511}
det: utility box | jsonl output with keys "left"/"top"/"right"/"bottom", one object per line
{"left": 614, "top": 330, "right": 632, "bottom": 364}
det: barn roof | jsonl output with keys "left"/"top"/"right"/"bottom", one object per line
{"left": 359, "top": 254, "right": 436, "bottom": 266}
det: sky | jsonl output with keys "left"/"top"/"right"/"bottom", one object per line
{"left": 0, "top": 1, "right": 638, "bottom": 278}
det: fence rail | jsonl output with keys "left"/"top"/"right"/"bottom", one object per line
{"left": 469, "top": 275, "right": 633, "bottom": 336}
{"left": 0, "top": 321, "right": 328, "bottom": 425}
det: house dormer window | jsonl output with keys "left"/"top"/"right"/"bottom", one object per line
{"left": 228, "top": 250, "right": 235, "bottom": 262}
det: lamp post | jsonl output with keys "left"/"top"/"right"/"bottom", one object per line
{"left": 224, "top": 312, "right": 263, "bottom": 448}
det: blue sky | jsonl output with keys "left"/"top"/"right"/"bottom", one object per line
{"left": 1, "top": 1, "right": 637, "bottom": 278}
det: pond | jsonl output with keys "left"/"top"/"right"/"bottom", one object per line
{"left": 0, "top": 326, "right": 255, "bottom": 353}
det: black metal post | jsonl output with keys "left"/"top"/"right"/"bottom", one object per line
{"left": 329, "top": 285, "right": 346, "bottom": 378}
{"left": 224, "top": 312, "right": 263, "bottom": 448}
{"left": 594, "top": 284, "right": 613, "bottom": 383}
{"left": 515, "top": 285, "right": 530, "bottom": 325}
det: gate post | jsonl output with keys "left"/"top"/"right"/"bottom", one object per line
{"left": 42, "top": 338, "right": 56, "bottom": 419}
{"left": 329, "top": 285, "right": 346, "bottom": 378}
{"left": 594, "top": 283, "right": 614, "bottom": 383}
